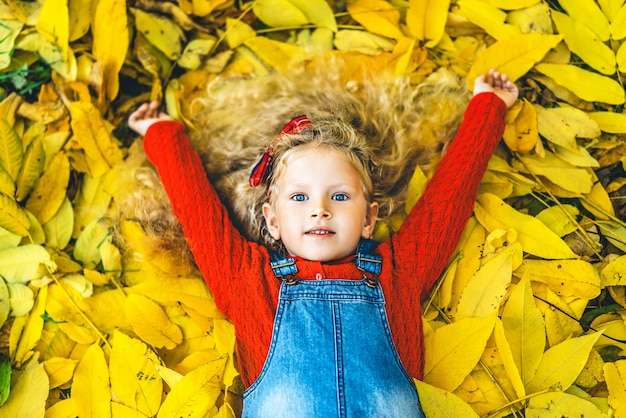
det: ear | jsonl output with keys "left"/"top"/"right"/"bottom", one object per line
{"left": 361, "top": 201, "right": 379, "bottom": 239}
{"left": 262, "top": 202, "right": 281, "bottom": 240}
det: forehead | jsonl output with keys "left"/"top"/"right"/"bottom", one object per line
{"left": 281, "top": 146, "right": 361, "bottom": 182}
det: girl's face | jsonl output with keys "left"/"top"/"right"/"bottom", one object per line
{"left": 262, "top": 145, "right": 379, "bottom": 262}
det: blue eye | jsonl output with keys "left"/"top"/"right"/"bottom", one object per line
{"left": 291, "top": 194, "right": 308, "bottom": 201}
{"left": 332, "top": 193, "right": 349, "bottom": 201}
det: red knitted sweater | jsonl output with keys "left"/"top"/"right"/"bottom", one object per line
{"left": 143, "top": 92, "right": 507, "bottom": 388}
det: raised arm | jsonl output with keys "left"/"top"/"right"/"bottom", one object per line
{"left": 389, "top": 70, "right": 517, "bottom": 296}
{"left": 129, "top": 103, "right": 273, "bottom": 316}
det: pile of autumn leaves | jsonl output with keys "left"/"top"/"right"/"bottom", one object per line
{"left": 0, "top": 0, "right": 626, "bottom": 416}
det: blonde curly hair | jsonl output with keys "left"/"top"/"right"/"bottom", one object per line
{"left": 117, "top": 59, "right": 471, "bottom": 262}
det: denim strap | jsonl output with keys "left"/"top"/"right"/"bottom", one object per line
{"left": 269, "top": 238, "right": 382, "bottom": 279}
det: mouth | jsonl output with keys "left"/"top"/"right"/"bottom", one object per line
{"left": 305, "top": 227, "right": 335, "bottom": 236}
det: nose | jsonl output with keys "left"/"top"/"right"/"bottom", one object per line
{"left": 310, "top": 199, "right": 331, "bottom": 218}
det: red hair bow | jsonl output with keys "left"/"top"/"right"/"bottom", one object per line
{"left": 249, "top": 115, "right": 311, "bottom": 187}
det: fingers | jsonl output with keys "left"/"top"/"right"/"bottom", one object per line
{"left": 129, "top": 101, "right": 161, "bottom": 122}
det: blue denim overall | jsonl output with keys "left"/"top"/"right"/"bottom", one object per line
{"left": 243, "top": 240, "right": 425, "bottom": 417}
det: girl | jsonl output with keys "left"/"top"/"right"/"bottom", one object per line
{"left": 128, "top": 68, "right": 518, "bottom": 417}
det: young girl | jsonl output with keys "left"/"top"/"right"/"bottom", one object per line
{"left": 128, "top": 68, "right": 518, "bottom": 417}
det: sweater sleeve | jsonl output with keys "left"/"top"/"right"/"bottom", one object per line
{"left": 388, "top": 92, "right": 508, "bottom": 298}
{"left": 142, "top": 120, "right": 278, "bottom": 318}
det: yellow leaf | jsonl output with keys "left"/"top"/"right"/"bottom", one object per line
{"left": 583, "top": 180, "right": 616, "bottom": 221}
{"left": 156, "top": 360, "right": 225, "bottom": 418}
{"left": 552, "top": 11, "right": 616, "bottom": 75}
{"left": 0, "top": 165, "right": 15, "bottom": 198}
{"left": 93, "top": 0, "right": 129, "bottom": 104}
{"left": 43, "top": 196, "right": 74, "bottom": 250}
{"left": 0, "top": 244, "right": 54, "bottom": 284}
{"left": 406, "top": 0, "right": 449, "bottom": 47}
{"left": 178, "top": 38, "right": 216, "bottom": 70}
{"left": 527, "top": 391, "right": 605, "bottom": 417}
{"left": 37, "top": 34, "right": 78, "bottom": 80}
{"left": 68, "top": 0, "right": 92, "bottom": 41}
{"left": 8, "top": 282, "right": 33, "bottom": 317}
{"left": 73, "top": 174, "right": 112, "bottom": 239}
{"left": 610, "top": 2, "right": 626, "bottom": 40}
{"left": 43, "top": 357, "right": 78, "bottom": 389}
{"left": 588, "top": 111, "right": 626, "bottom": 133}
{"left": 454, "top": 0, "right": 520, "bottom": 40}
{"left": 110, "top": 331, "right": 162, "bottom": 416}
{"left": 535, "top": 63, "right": 625, "bottom": 105}
{"left": 334, "top": 30, "right": 396, "bottom": 55}
{"left": 35, "top": 0, "right": 69, "bottom": 62}
{"left": 601, "top": 254, "right": 626, "bottom": 286}
{"left": 347, "top": 0, "right": 404, "bottom": 39}
{"left": 243, "top": 37, "right": 308, "bottom": 71}
{"left": 100, "top": 240, "right": 122, "bottom": 282}
{"left": 125, "top": 293, "right": 183, "bottom": 349}
{"left": 474, "top": 193, "right": 578, "bottom": 259}
{"left": 213, "top": 318, "right": 236, "bottom": 357}
{"left": 535, "top": 204, "right": 579, "bottom": 237}
{"left": 507, "top": 3, "right": 553, "bottom": 34}
{"left": 443, "top": 219, "right": 486, "bottom": 317}
{"left": 68, "top": 101, "right": 124, "bottom": 177}
{"left": 45, "top": 398, "right": 77, "bottom": 417}
{"left": 483, "top": 0, "right": 540, "bottom": 9}
{"left": 493, "top": 318, "right": 525, "bottom": 398}
{"left": 516, "top": 152, "right": 594, "bottom": 194}
{"left": 456, "top": 244, "right": 518, "bottom": 320}
{"left": 617, "top": 39, "right": 626, "bottom": 72}
{"left": 252, "top": 0, "right": 307, "bottom": 27}
{"left": 0, "top": 192, "right": 30, "bottom": 236}
{"left": 503, "top": 99, "right": 538, "bottom": 153}
{"left": 515, "top": 259, "right": 601, "bottom": 299}
{"left": 559, "top": 0, "right": 610, "bottom": 41}
{"left": 543, "top": 289, "right": 584, "bottom": 347}
{"left": 525, "top": 331, "right": 603, "bottom": 393}
{"left": 225, "top": 18, "right": 256, "bottom": 49}
{"left": 0, "top": 117, "right": 23, "bottom": 181}
{"left": 0, "top": 277, "right": 8, "bottom": 328}
{"left": 133, "top": 8, "right": 185, "bottom": 60}
{"left": 13, "top": 286, "right": 46, "bottom": 367}
{"left": 501, "top": 277, "right": 545, "bottom": 385}
{"left": 127, "top": 276, "right": 221, "bottom": 318}
{"left": 467, "top": 33, "right": 563, "bottom": 87}
{"left": 73, "top": 219, "right": 110, "bottom": 269}
{"left": 15, "top": 135, "right": 45, "bottom": 202}
{"left": 414, "top": 379, "right": 479, "bottom": 417}
{"left": 297, "top": 0, "right": 339, "bottom": 31}
{"left": 24, "top": 151, "right": 69, "bottom": 225}
{"left": 72, "top": 343, "right": 112, "bottom": 418}
{"left": 604, "top": 360, "right": 626, "bottom": 416}
{"left": 423, "top": 314, "right": 496, "bottom": 392}
{"left": 0, "top": 19, "right": 23, "bottom": 70}
{"left": 405, "top": 164, "right": 427, "bottom": 213}
{"left": 0, "top": 360, "right": 48, "bottom": 418}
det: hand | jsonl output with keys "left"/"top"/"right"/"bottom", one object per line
{"left": 128, "top": 101, "right": 173, "bottom": 137}
{"left": 473, "top": 69, "right": 519, "bottom": 108}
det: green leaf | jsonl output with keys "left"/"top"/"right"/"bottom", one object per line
{"left": 0, "top": 358, "right": 11, "bottom": 406}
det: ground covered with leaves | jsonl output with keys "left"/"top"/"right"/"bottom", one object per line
{"left": 0, "top": 0, "right": 626, "bottom": 417}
